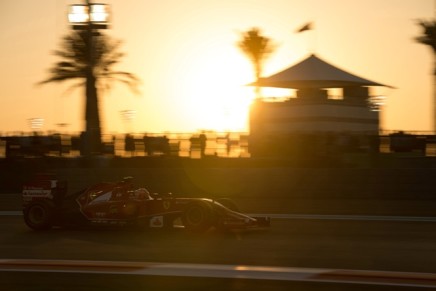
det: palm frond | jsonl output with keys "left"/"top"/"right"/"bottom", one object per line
{"left": 62, "top": 81, "right": 86, "bottom": 96}
{"left": 39, "top": 30, "right": 141, "bottom": 100}
{"left": 416, "top": 20, "right": 436, "bottom": 52}
{"left": 98, "top": 71, "right": 141, "bottom": 94}
{"left": 237, "top": 27, "right": 275, "bottom": 82}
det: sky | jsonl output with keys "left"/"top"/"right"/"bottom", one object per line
{"left": 0, "top": 0, "right": 434, "bottom": 135}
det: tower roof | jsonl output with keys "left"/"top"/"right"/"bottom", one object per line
{"left": 254, "top": 54, "right": 392, "bottom": 89}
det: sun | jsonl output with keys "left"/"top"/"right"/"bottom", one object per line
{"left": 177, "top": 44, "right": 256, "bottom": 132}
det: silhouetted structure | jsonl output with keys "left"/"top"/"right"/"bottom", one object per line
{"left": 389, "top": 131, "right": 426, "bottom": 153}
{"left": 237, "top": 28, "right": 275, "bottom": 98}
{"left": 249, "top": 54, "right": 391, "bottom": 157}
{"left": 1, "top": 130, "right": 435, "bottom": 161}
{"left": 39, "top": 2, "right": 139, "bottom": 156}
{"left": 415, "top": 20, "right": 436, "bottom": 133}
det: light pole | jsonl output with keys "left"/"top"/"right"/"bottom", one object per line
{"left": 67, "top": 1, "right": 110, "bottom": 155}
{"left": 120, "top": 110, "right": 136, "bottom": 133}
{"left": 28, "top": 118, "right": 44, "bottom": 132}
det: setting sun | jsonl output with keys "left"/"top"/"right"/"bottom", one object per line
{"left": 174, "top": 44, "right": 255, "bottom": 132}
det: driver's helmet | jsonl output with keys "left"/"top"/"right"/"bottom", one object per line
{"left": 133, "top": 188, "right": 151, "bottom": 200}
{"left": 119, "top": 176, "right": 134, "bottom": 185}
{"left": 117, "top": 176, "right": 134, "bottom": 191}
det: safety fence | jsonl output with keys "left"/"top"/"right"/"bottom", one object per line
{"left": 0, "top": 132, "right": 251, "bottom": 159}
{"left": 1, "top": 131, "right": 436, "bottom": 159}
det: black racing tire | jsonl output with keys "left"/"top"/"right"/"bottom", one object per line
{"left": 23, "top": 201, "right": 55, "bottom": 231}
{"left": 182, "top": 201, "right": 214, "bottom": 233}
{"left": 216, "top": 198, "right": 239, "bottom": 212}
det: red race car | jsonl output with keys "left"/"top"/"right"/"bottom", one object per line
{"left": 22, "top": 175, "right": 270, "bottom": 232}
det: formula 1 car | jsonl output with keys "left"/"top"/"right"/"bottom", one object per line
{"left": 22, "top": 175, "right": 270, "bottom": 232}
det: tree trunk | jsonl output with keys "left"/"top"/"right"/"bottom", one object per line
{"left": 432, "top": 57, "right": 436, "bottom": 134}
{"left": 84, "top": 72, "right": 102, "bottom": 155}
{"left": 83, "top": 27, "right": 102, "bottom": 156}
{"left": 432, "top": 23, "right": 436, "bottom": 133}
{"left": 254, "top": 60, "right": 262, "bottom": 99}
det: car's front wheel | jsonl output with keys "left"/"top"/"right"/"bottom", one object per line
{"left": 182, "top": 201, "right": 214, "bottom": 233}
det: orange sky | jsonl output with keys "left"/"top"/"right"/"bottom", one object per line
{"left": 0, "top": 0, "right": 434, "bottom": 134}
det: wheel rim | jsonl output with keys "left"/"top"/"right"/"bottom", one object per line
{"left": 186, "top": 207, "right": 204, "bottom": 226}
{"left": 29, "top": 205, "right": 46, "bottom": 225}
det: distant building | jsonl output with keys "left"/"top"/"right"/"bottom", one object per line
{"left": 249, "top": 54, "right": 391, "bottom": 157}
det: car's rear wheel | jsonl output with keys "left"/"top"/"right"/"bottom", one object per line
{"left": 23, "top": 201, "right": 54, "bottom": 231}
{"left": 182, "top": 202, "right": 214, "bottom": 233}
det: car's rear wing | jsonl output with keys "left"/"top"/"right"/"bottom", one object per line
{"left": 22, "top": 174, "right": 67, "bottom": 206}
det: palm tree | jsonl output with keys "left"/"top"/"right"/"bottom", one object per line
{"left": 39, "top": 30, "right": 139, "bottom": 155}
{"left": 416, "top": 20, "right": 436, "bottom": 132}
{"left": 237, "top": 27, "right": 275, "bottom": 98}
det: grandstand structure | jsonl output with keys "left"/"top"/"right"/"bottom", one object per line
{"left": 248, "top": 54, "right": 393, "bottom": 157}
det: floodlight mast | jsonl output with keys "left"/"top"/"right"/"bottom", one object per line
{"left": 68, "top": 1, "right": 110, "bottom": 30}
{"left": 67, "top": 1, "right": 110, "bottom": 155}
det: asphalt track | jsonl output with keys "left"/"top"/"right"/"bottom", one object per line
{"left": 1, "top": 259, "right": 436, "bottom": 289}
{"left": 1, "top": 214, "right": 436, "bottom": 290}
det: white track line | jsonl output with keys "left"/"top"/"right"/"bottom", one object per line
{"left": 251, "top": 214, "right": 436, "bottom": 222}
{"left": 0, "top": 259, "right": 435, "bottom": 288}
{"left": 0, "top": 211, "right": 21, "bottom": 216}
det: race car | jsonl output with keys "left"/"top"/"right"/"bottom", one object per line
{"left": 22, "top": 174, "right": 270, "bottom": 232}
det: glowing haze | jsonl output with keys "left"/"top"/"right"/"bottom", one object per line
{"left": 0, "top": 0, "right": 434, "bottom": 134}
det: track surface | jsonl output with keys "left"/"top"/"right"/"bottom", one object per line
{"left": 1, "top": 215, "right": 436, "bottom": 290}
